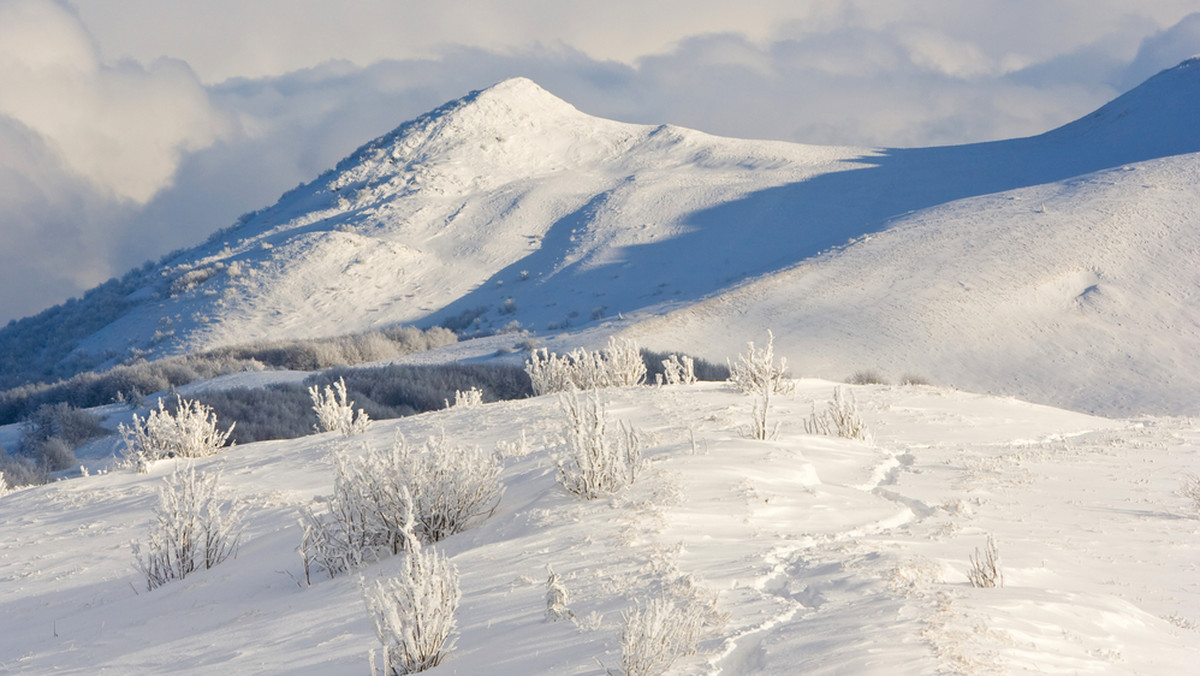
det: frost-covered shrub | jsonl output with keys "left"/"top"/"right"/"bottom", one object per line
{"left": 620, "top": 597, "right": 709, "bottom": 676}
{"left": 967, "top": 535, "right": 1003, "bottom": 589}
{"left": 301, "top": 435, "right": 502, "bottom": 579}
{"left": 444, "top": 387, "right": 483, "bottom": 409}
{"left": 640, "top": 349, "right": 729, "bottom": 383}
{"left": 119, "top": 396, "right": 235, "bottom": 470}
{"left": 364, "top": 508, "right": 461, "bottom": 675}
{"left": 545, "top": 565, "right": 574, "bottom": 622}
{"left": 658, "top": 355, "right": 697, "bottom": 386}
{"left": 402, "top": 434, "right": 504, "bottom": 543}
{"left": 310, "top": 377, "right": 370, "bottom": 436}
{"left": 746, "top": 381, "right": 778, "bottom": 441}
{"left": 726, "top": 330, "right": 794, "bottom": 396}
{"left": 899, "top": 373, "right": 931, "bottom": 386}
{"left": 525, "top": 337, "right": 647, "bottom": 395}
{"left": 556, "top": 391, "right": 642, "bottom": 499}
{"left": 803, "top": 387, "right": 873, "bottom": 444}
{"left": 132, "top": 464, "right": 245, "bottom": 591}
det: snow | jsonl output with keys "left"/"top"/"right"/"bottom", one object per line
{"left": 1, "top": 381, "right": 1197, "bottom": 674}
{"left": 2, "top": 61, "right": 1199, "bottom": 675}
{"left": 39, "top": 62, "right": 1200, "bottom": 417}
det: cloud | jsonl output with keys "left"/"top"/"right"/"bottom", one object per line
{"left": 0, "top": 0, "right": 230, "bottom": 202}
{"left": 1123, "top": 12, "right": 1200, "bottom": 88}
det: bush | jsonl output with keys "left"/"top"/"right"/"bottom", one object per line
{"left": 17, "top": 402, "right": 108, "bottom": 471}
{"left": 525, "top": 337, "right": 647, "bottom": 395}
{"left": 0, "top": 325, "right": 456, "bottom": 426}
{"left": 803, "top": 387, "right": 873, "bottom": 443}
{"left": 0, "top": 452, "right": 47, "bottom": 489}
{"left": 640, "top": 350, "right": 729, "bottom": 383}
{"left": 397, "top": 434, "right": 504, "bottom": 544}
{"left": 309, "top": 377, "right": 370, "bottom": 436}
{"left": 119, "top": 396, "right": 235, "bottom": 471}
{"left": 846, "top": 370, "right": 889, "bottom": 385}
{"left": 656, "top": 355, "right": 697, "bottom": 386}
{"left": 621, "top": 597, "right": 708, "bottom": 676}
{"left": 726, "top": 331, "right": 794, "bottom": 396}
{"left": 444, "top": 387, "right": 483, "bottom": 409}
{"left": 899, "top": 373, "right": 931, "bottom": 386}
{"left": 967, "top": 535, "right": 1003, "bottom": 588}
{"left": 746, "top": 381, "right": 778, "bottom": 442}
{"left": 556, "top": 391, "right": 642, "bottom": 499}
{"left": 364, "top": 518, "right": 461, "bottom": 675}
{"left": 188, "top": 363, "right": 534, "bottom": 445}
{"left": 132, "top": 464, "right": 245, "bottom": 591}
{"left": 545, "top": 565, "right": 574, "bottom": 622}
{"left": 184, "top": 386, "right": 314, "bottom": 444}
{"left": 300, "top": 435, "right": 502, "bottom": 579}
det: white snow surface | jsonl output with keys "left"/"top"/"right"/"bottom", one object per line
{"left": 1, "top": 381, "right": 1197, "bottom": 674}
{"left": 55, "top": 59, "right": 1200, "bottom": 416}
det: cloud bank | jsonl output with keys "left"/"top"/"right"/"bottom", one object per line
{"left": 1, "top": 0, "right": 1198, "bottom": 324}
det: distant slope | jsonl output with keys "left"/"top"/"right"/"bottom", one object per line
{"left": 629, "top": 152, "right": 1200, "bottom": 416}
{"left": 2, "top": 61, "right": 1198, "bottom": 414}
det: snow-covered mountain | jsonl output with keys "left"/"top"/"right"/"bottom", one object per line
{"left": 3, "top": 60, "right": 1200, "bottom": 415}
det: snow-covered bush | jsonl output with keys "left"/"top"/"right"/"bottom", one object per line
{"left": 545, "top": 565, "right": 574, "bottom": 622}
{"left": 0, "top": 472, "right": 11, "bottom": 498}
{"left": 132, "top": 464, "right": 245, "bottom": 591}
{"left": 301, "top": 434, "right": 502, "bottom": 579}
{"left": 620, "top": 596, "right": 709, "bottom": 676}
{"left": 525, "top": 337, "right": 647, "bottom": 395}
{"left": 803, "top": 387, "right": 873, "bottom": 443}
{"left": 119, "top": 395, "right": 235, "bottom": 471}
{"left": 727, "top": 330, "right": 794, "bottom": 396}
{"left": 602, "top": 337, "right": 648, "bottom": 388}
{"left": 309, "top": 377, "right": 370, "bottom": 436}
{"left": 746, "top": 381, "right": 778, "bottom": 441}
{"left": 658, "top": 354, "right": 697, "bottom": 386}
{"left": 556, "top": 391, "right": 642, "bottom": 499}
{"left": 444, "top": 387, "right": 483, "bottom": 409}
{"left": 364, "top": 495, "right": 461, "bottom": 675}
{"left": 403, "top": 433, "right": 504, "bottom": 543}
{"left": 967, "top": 535, "right": 1003, "bottom": 588}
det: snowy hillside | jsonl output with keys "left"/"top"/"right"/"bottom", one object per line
{"left": 1, "top": 380, "right": 1197, "bottom": 674}
{"left": 3, "top": 60, "right": 1200, "bottom": 415}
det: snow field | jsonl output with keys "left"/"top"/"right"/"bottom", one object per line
{"left": 0, "top": 380, "right": 1197, "bottom": 673}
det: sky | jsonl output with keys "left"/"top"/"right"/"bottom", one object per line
{"left": 1, "top": 0, "right": 1198, "bottom": 325}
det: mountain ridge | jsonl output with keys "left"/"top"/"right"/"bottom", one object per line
{"left": 3, "top": 62, "right": 1199, "bottom": 415}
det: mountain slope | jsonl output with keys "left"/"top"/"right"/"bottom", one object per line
{"left": 630, "top": 152, "right": 1200, "bottom": 415}
{"left": 2, "top": 62, "right": 1199, "bottom": 414}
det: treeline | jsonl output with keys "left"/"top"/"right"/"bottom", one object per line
{"left": 0, "top": 326, "right": 457, "bottom": 425}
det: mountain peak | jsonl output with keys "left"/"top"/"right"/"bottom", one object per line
{"left": 439, "top": 77, "right": 586, "bottom": 131}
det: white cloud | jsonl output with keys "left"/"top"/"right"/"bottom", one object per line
{"left": 0, "top": 0, "right": 230, "bottom": 203}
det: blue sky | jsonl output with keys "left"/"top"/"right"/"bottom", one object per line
{"left": 1, "top": 0, "right": 1198, "bottom": 323}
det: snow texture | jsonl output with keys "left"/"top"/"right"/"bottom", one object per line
{"left": 0, "top": 381, "right": 1197, "bottom": 674}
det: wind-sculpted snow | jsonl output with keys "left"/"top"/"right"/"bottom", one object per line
{"left": 2, "top": 62, "right": 1199, "bottom": 415}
